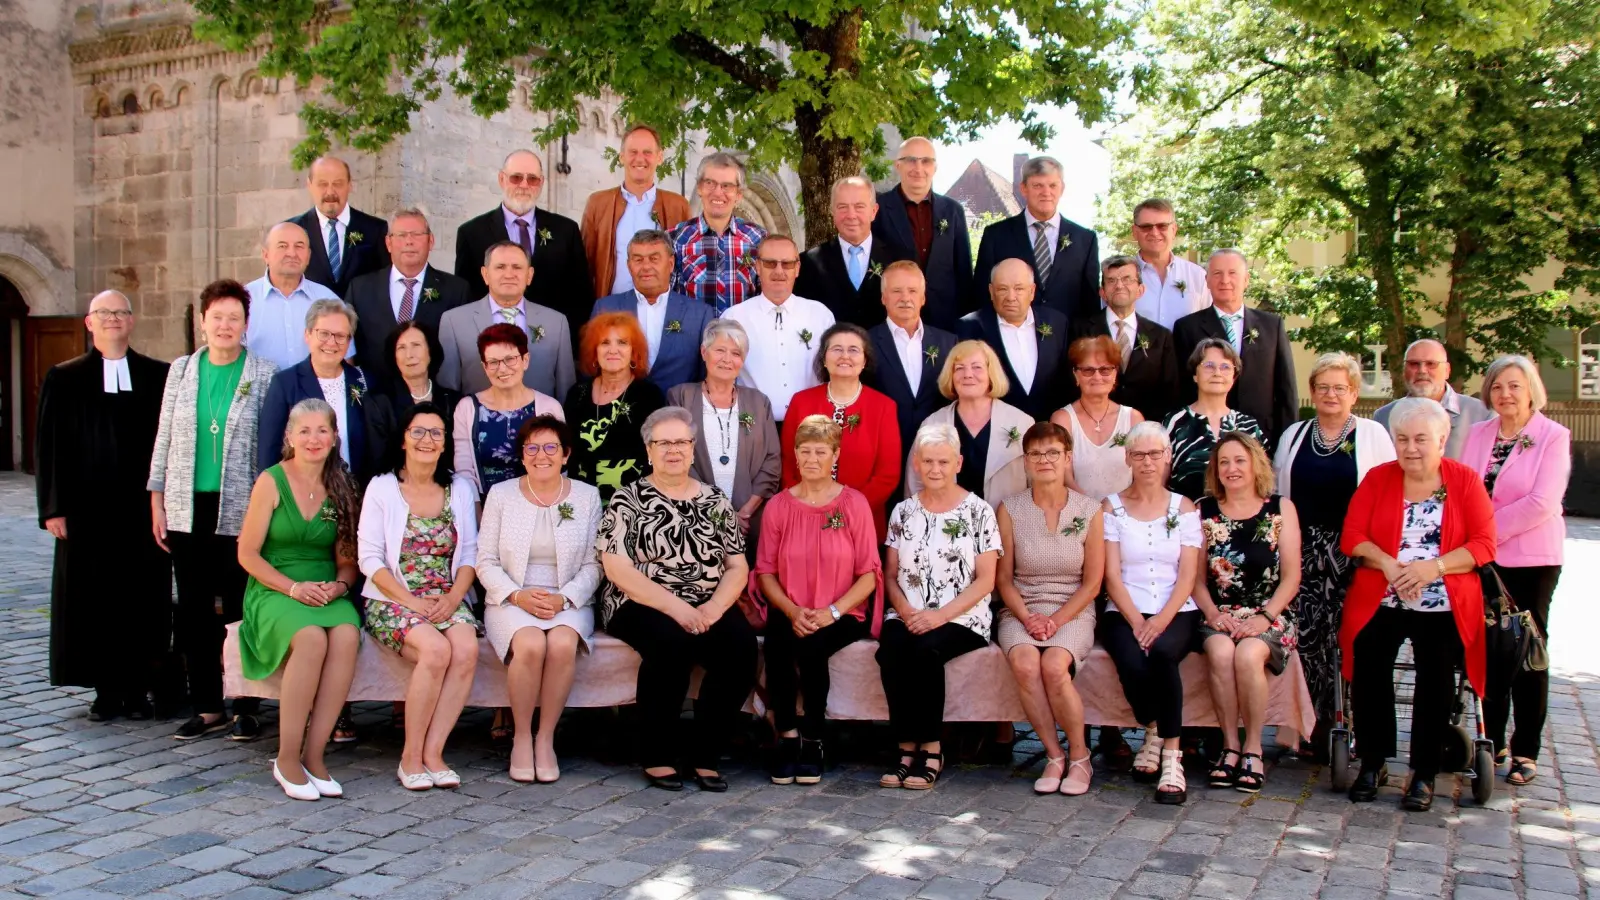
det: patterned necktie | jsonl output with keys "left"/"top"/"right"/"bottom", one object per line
{"left": 847, "top": 245, "right": 865, "bottom": 290}
{"left": 500, "top": 307, "right": 518, "bottom": 326}
{"left": 326, "top": 220, "right": 342, "bottom": 281}
{"left": 398, "top": 278, "right": 417, "bottom": 323}
{"left": 1221, "top": 312, "right": 1240, "bottom": 347}
{"left": 515, "top": 218, "right": 534, "bottom": 260}
{"left": 1115, "top": 319, "right": 1133, "bottom": 371}
{"left": 1032, "top": 221, "right": 1052, "bottom": 286}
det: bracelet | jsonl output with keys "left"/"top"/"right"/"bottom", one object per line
{"left": 334, "top": 579, "right": 350, "bottom": 595}
{"left": 1435, "top": 558, "right": 1447, "bottom": 578}
{"left": 288, "top": 582, "right": 300, "bottom": 600}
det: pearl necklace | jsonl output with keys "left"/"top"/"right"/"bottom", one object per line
{"left": 409, "top": 379, "right": 433, "bottom": 402}
{"left": 1310, "top": 416, "right": 1355, "bottom": 457}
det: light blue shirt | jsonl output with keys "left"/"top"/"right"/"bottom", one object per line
{"left": 612, "top": 185, "right": 659, "bottom": 294}
{"left": 502, "top": 206, "right": 538, "bottom": 256}
{"left": 1133, "top": 253, "right": 1211, "bottom": 330}
{"left": 486, "top": 298, "right": 528, "bottom": 334}
{"left": 243, "top": 274, "right": 345, "bottom": 371}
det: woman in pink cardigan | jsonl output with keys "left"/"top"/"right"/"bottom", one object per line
{"left": 1461, "top": 356, "right": 1570, "bottom": 786}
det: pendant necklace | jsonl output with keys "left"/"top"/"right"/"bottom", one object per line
{"left": 206, "top": 358, "right": 243, "bottom": 462}
{"left": 705, "top": 382, "right": 736, "bottom": 465}
{"left": 1077, "top": 400, "right": 1112, "bottom": 434}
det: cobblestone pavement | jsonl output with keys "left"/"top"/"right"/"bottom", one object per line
{"left": 0, "top": 472, "right": 1593, "bottom": 900}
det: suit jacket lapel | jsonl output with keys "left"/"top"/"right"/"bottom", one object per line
{"left": 982, "top": 310, "right": 1024, "bottom": 390}
{"left": 870, "top": 328, "right": 912, "bottom": 402}
{"left": 881, "top": 192, "right": 915, "bottom": 249}
{"left": 663, "top": 293, "right": 691, "bottom": 362}
{"left": 822, "top": 241, "right": 854, "bottom": 297}
{"left": 1047, "top": 215, "right": 1075, "bottom": 281}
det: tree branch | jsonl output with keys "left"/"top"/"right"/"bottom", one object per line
{"left": 670, "top": 32, "right": 781, "bottom": 93}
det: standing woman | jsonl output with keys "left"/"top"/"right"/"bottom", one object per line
{"left": 565, "top": 312, "right": 666, "bottom": 503}
{"left": 1271, "top": 352, "right": 1394, "bottom": 759}
{"left": 1163, "top": 338, "right": 1264, "bottom": 500}
{"left": 781, "top": 323, "right": 902, "bottom": 539}
{"left": 238, "top": 399, "right": 362, "bottom": 801}
{"left": 150, "top": 279, "right": 279, "bottom": 741}
{"left": 454, "top": 323, "right": 563, "bottom": 501}
{"left": 1464, "top": 356, "right": 1570, "bottom": 786}
{"left": 357, "top": 402, "right": 481, "bottom": 790}
{"left": 1051, "top": 336, "right": 1142, "bottom": 500}
{"left": 908, "top": 339, "right": 1033, "bottom": 507}
{"left": 383, "top": 321, "right": 460, "bottom": 417}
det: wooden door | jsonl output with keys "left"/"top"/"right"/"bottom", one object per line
{"left": 22, "top": 317, "right": 86, "bottom": 474}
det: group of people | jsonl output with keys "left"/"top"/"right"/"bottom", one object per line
{"left": 37, "top": 131, "right": 1569, "bottom": 813}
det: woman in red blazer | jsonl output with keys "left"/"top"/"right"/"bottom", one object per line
{"left": 781, "top": 324, "right": 902, "bottom": 541}
{"left": 1339, "top": 398, "right": 1495, "bottom": 812}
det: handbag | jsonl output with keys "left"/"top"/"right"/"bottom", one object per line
{"left": 1479, "top": 564, "right": 1548, "bottom": 679}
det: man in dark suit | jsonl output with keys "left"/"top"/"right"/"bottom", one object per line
{"left": 973, "top": 156, "right": 1099, "bottom": 322}
{"left": 590, "top": 229, "right": 713, "bottom": 391}
{"left": 872, "top": 137, "right": 973, "bottom": 332}
{"left": 866, "top": 261, "right": 958, "bottom": 494}
{"left": 286, "top": 156, "right": 390, "bottom": 299}
{"left": 453, "top": 149, "right": 593, "bottom": 348}
{"left": 346, "top": 207, "right": 471, "bottom": 395}
{"left": 1065, "top": 255, "right": 1181, "bottom": 422}
{"left": 1173, "top": 249, "right": 1298, "bottom": 447}
{"left": 955, "top": 258, "right": 1069, "bottom": 421}
{"left": 796, "top": 176, "right": 910, "bottom": 329}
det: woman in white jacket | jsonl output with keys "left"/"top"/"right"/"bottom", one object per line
{"left": 357, "top": 401, "right": 481, "bottom": 791}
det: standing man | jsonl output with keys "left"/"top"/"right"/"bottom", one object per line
{"left": 1373, "top": 338, "right": 1491, "bottom": 459}
{"left": 1065, "top": 255, "right": 1181, "bottom": 422}
{"left": 590, "top": 229, "right": 712, "bottom": 391}
{"left": 956, "top": 258, "right": 1069, "bottom": 421}
{"left": 796, "top": 176, "right": 909, "bottom": 329}
{"left": 454, "top": 150, "right": 593, "bottom": 346}
{"left": 245, "top": 222, "right": 346, "bottom": 371}
{"left": 287, "top": 156, "right": 390, "bottom": 299}
{"left": 347, "top": 207, "right": 470, "bottom": 394}
{"left": 1173, "top": 249, "right": 1298, "bottom": 445}
{"left": 866, "top": 261, "right": 958, "bottom": 490}
{"left": 37, "top": 291, "right": 171, "bottom": 721}
{"left": 669, "top": 152, "right": 768, "bottom": 315}
{"left": 580, "top": 124, "right": 692, "bottom": 298}
{"left": 872, "top": 137, "right": 972, "bottom": 332}
{"left": 1130, "top": 198, "right": 1211, "bottom": 329}
{"left": 974, "top": 156, "right": 1100, "bottom": 321}
{"left": 438, "top": 242, "right": 575, "bottom": 399}
{"left": 719, "top": 235, "right": 835, "bottom": 424}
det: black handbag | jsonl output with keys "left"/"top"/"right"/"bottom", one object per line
{"left": 1480, "top": 564, "right": 1549, "bottom": 682}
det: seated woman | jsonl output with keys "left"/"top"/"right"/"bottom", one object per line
{"left": 478, "top": 415, "right": 604, "bottom": 784}
{"left": 454, "top": 323, "right": 563, "bottom": 500}
{"left": 1050, "top": 335, "right": 1142, "bottom": 500}
{"left": 754, "top": 415, "right": 883, "bottom": 785}
{"left": 356, "top": 401, "right": 481, "bottom": 791}
{"left": 237, "top": 399, "right": 362, "bottom": 801}
{"left": 1192, "top": 432, "right": 1301, "bottom": 794}
{"left": 1341, "top": 398, "right": 1495, "bottom": 812}
{"left": 996, "top": 422, "right": 1104, "bottom": 796}
{"left": 1100, "top": 421, "right": 1203, "bottom": 805}
{"left": 382, "top": 320, "right": 460, "bottom": 416}
{"left": 908, "top": 339, "right": 1032, "bottom": 508}
{"left": 879, "top": 423, "right": 1002, "bottom": 792}
{"left": 565, "top": 312, "right": 666, "bottom": 504}
{"left": 598, "top": 407, "right": 757, "bottom": 792}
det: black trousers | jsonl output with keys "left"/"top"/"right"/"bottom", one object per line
{"left": 1352, "top": 604, "right": 1463, "bottom": 780}
{"left": 607, "top": 601, "right": 758, "bottom": 771}
{"left": 764, "top": 608, "right": 867, "bottom": 738}
{"left": 1099, "top": 609, "right": 1202, "bottom": 738}
{"left": 167, "top": 493, "right": 257, "bottom": 716}
{"left": 875, "top": 619, "right": 987, "bottom": 744}
{"left": 1484, "top": 564, "right": 1560, "bottom": 760}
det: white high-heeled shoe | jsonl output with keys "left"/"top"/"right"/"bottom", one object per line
{"left": 304, "top": 766, "right": 342, "bottom": 798}
{"left": 274, "top": 760, "right": 319, "bottom": 801}
{"left": 397, "top": 764, "right": 434, "bottom": 791}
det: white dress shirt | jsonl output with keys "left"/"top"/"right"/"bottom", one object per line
{"left": 634, "top": 289, "right": 669, "bottom": 368}
{"left": 996, "top": 309, "right": 1038, "bottom": 393}
{"left": 1106, "top": 307, "right": 1139, "bottom": 364}
{"left": 1133, "top": 253, "right": 1211, "bottom": 330}
{"left": 390, "top": 265, "right": 431, "bottom": 321}
{"left": 102, "top": 356, "right": 132, "bottom": 393}
{"left": 243, "top": 273, "right": 346, "bottom": 370}
{"left": 612, "top": 185, "right": 659, "bottom": 294}
{"left": 315, "top": 370, "right": 351, "bottom": 464}
{"left": 1214, "top": 304, "right": 1246, "bottom": 355}
{"left": 1025, "top": 209, "right": 1059, "bottom": 268}
{"left": 888, "top": 319, "right": 925, "bottom": 396}
{"left": 719, "top": 293, "right": 835, "bottom": 421}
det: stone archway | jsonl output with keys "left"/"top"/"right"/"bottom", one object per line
{"left": 0, "top": 233, "right": 72, "bottom": 318}
{"left": 736, "top": 173, "right": 802, "bottom": 239}
{"left": 0, "top": 232, "right": 76, "bottom": 471}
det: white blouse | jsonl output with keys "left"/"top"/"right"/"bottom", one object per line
{"left": 1104, "top": 491, "right": 1201, "bottom": 616}
{"left": 702, "top": 394, "right": 740, "bottom": 499}
{"left": 885, "top": 492, "right": 1004, "bottom": 637}
{"left": 316, "top": 371, "right": 350, "bottom": 464}
{"left": 1067, "top": 404, "right": 1135, "bottom": 501}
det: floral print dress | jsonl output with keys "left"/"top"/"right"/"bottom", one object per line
{"left": 1198, "top": 494, "right": 1296, "bottom": 673}
{"left": 364, "top": 488, "right": 478, "bottom": 653}
{"left": 1382, "top": 486, "right": 1451, "bottom": 612}
{"left": 885, "top": 492, "right": 1003, "bottom": 639}
{"left": 472, "top": 398, "right": 539, "bottom": 498}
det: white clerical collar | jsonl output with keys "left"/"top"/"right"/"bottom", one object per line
{"left": 102, "top": 356, "right": 132, "bottom": 393}
{"left": 317, "top": 206, "right": 352, "bottom": 230}
{"left": 889, "top": 320, "right": 923, "bottom": 342}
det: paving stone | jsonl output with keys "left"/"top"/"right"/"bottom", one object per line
{"left": 265, "top": 868, "right": 343, "bottom": 894}
{"left": 234, "top": 848, "right": 329, "bottom": 879}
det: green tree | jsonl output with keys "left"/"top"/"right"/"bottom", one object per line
{"left": 193, "top": 0, "right": 1132, "bottom": 244}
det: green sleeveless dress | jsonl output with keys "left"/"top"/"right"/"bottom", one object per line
{"left": 239, "top": 465, "right": 361, "bottom": 680}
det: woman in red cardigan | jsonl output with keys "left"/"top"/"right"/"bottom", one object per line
{"left": 1339, "top": 398, "right": 1495, "bottom": 812}
{"left": 781, "top": 323, "right": 902, "bottom": 541}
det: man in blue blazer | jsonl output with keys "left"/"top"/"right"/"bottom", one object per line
{"left": 865, "top": 261, "right": 957, "bottom": 497}
{"left": 956, "top": 258, "right": 1070, "bottom": 421}
{"left": 973, "top": 156, "right": 1099, "bottom": 322}
{"left": 286, "top": 156, "right": 390, "bottom": 299}
{"left": 872, "top": 137, "right": 974, "bottom": 333}
{"left": 590, "top": 230, "right": 711, "bottom": 391}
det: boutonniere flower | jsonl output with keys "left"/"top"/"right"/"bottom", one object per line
{"left": 666, "top": 320, "right": 682, "bottom": 333}
{"left": 924, "top": 345, "right": 940, "bottom": 366}
{"left": 845, "top": 413, "right": 862, "bottom": 433}
{"left": 868, "top": 261, "right": 884, "bottom": 279}
{"left": 614, "top": 399, "right": 633, "bottom": 420}
{"left": 739, "top": 412, "right": 755, "bottom": 434}
{"left": 1430, "top": 484, "right": 1448, "bottom": 503}
{"left": 1037, "top": 323, "right": 1054, "bottom": 339}
{"left": 1340, "top": 438, "right": 1355, "bottom": 456}
{"left": 941, "top": 517, "right": 970, "bottom": 539}
{"left": 1137, "top": 334, "right": 1150, "bottom": 352}
{"left": 557, "top": 502, "right": 575, "bottom": 524}
{"left": 823, "top": 511, "right": 846, "bottom": 531}
{"left": 422, "top": 287, "right": 440, "bottom": 303}
{"left": 1517, "top": 434, "right": 1535, "bottom": 451}
{"left": 1111, "top": 432, "right": 1129, "bottom": 447}
{"left": 650, "top": 211, "right": 661, "bottom": 227}
{"left": 1174, "top": 280, "right": 1187, "bottom": 296}
{"left": 318, "top": 503, "right": 338, "bottom": 525}
{"left": 1061, "top": 516, "right": 1087, "bottom": 538}
{"left": 799, "top": 329, "right": 814, "bottom": 349}
{"left": 237, "top": 380, "right": 253, "bottom": 398}
{"left": 348, "top": 384, "right": 364, "bottom": 407}
{"left": 1004, "top": 426, "right": 1021, "bottom": 448}
{"left": 1246, "top": 327, "right": 1260, "bottom": 344}
{"left": 532, "top": 325, "right": 546, "bottom": 343}
{"left": 1058, "top": 234, "right": 1072, "bottom": 252}
{"left": 709, "top": 508, "right": 733, "bottom": 530}
{"left": 1164, "top": 513, "right": 1180, "bottom": 535}
{"left": 537, "top": 228, "right": 553, "bottom": 245}
{"left": 347, "top": 231, "right": 364, "bottom": 246}
{"left": 938, "top": 219, "right": 950, "bottom": 234}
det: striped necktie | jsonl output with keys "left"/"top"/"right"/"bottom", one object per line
{"left": 1031, "top": 221, "right": 1051, "bottom": 286}
{"left": 326, "top": 220, "right": 342, "bottom": 281}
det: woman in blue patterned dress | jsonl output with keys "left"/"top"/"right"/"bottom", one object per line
{"left": 452, "top": 323, "right": 563, "bottom": 502}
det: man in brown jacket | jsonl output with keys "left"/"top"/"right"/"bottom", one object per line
{"left": 580, "top": 124, "right": 692, "bottom": 299}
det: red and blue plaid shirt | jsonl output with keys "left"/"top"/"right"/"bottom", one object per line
{"left": 668, "top": 215, "right": 768, "bottom": 315}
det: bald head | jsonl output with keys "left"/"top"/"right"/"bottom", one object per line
{"left": 500, "top": 150, "right": 545, "bottom": 215}
{"left": 989, "top": 258, "right": 1037, "bottom": 326}
{"left": 85, "top": 290, "right": 134, "bottom": 349}
{"left": 263, "top": 222, "right": 311, "bottom": 285}
{"left": 88, "top": 290, "right": 131, "bottom": 312}
{"left": 306, "top": 156, "right": 353, "bottom": 219}
{"left": 894, "top": 136, "right": 938, "bottom": 201}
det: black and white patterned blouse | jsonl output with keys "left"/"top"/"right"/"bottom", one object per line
{"left": 1382, "top": 488, "right": 1450, "bottom": 612}
{"left": 595, "top": 478, "right": 744, "bottom": 622}
{"left": 1161, "top": 406, "right": 1265, "bottom": 500}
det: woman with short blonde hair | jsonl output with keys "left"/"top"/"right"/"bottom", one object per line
{"left": 910, "top": 340, "right": 1031, "bottom": 506}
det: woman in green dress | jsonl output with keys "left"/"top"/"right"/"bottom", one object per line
{"left": 238, "top": 398, "right": 362, "bottom": 801}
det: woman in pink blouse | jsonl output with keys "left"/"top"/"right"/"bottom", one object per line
{"left": 753, "top": 415, "right": 884, "bottom": 786}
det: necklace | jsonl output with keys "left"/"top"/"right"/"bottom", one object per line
{"left": 1076, "top": 400, "right": 1114, "bottom": 434}
{"left": 827, "top": 383, "right": 862, "bottom": 408}
{"left": 204, "top": 355, "right": 244, "bottom": 462}
{"left": 409, "top": 379, "right": 433, "bottom": 401}
{"left": 523, "top": 474, "right": 566, "bottom": 507}
{"left": 1311, "top": 416, "right": 1355, "bottom": 457}
{"left": 709, "top": 396, "right": 737, "bottom": 466}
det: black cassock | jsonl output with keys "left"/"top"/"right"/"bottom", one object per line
{"left": 36, "top": 348, "right": 171, "bottom": 694}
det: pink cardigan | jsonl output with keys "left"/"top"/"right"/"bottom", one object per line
{"left": 1460, "top": 412, "right": 1570, "bottom": 567}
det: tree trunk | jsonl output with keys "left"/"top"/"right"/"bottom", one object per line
{"left": 791, "top": 11, "right": 864, "bottom": 247}
{"left": 1360, "top": 209, "right": 1409, "bottom": 400}
{"left": 1442, "top": 228, "right": 1476, "bottom": 391}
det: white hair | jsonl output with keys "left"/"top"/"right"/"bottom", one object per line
{"left": 305, "top": 299, "right": 357, "bottom": 332}
{"left": 1125, "top": 421, "right": 1172, "bottom": 451}
{"left": 1481, "top": 355, "right": 1548, "bottom": 411}
{"left": 641, "top": 406, "right": 697, "bottom": 443}
{"left": 701, "top": 318, "right": 749, "bottom": 355}
{"left": 1387, "top": 397, "right": 1451, "bottom": 442}
{"left": 1207, "top": 247, "right": 1249, "bottom": 268}
{"left": 913, "top": 422, "right": 961, "bottom": 456}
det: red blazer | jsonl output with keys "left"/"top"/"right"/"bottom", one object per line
{"left": 1338, "top": 459, "right": 1496, "bottom": 695}
{"left": 781, "top": 385, "right": 902, "bottom": 541}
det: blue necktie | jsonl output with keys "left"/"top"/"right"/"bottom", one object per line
{"left": 847, "top": 245, "right": 865, "bottom": 290}
{"left": 326, "top": 220, "right": 342, "bottom": 281}
{"left": 1221, "top": 312, "right": 1241, "bottom": 349}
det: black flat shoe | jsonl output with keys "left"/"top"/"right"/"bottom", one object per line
{"left": 1348, "top": 765, "right": 1386, "bottom": 803}
{"left": 769, "top": 737, "right": 800, "bottom": 785}
{"left": 228, "top": 714, "right": 261, "bottom": 742}
{"left": 124, "top": 698, "right": 155, "bottom": 721}
{"left": 693, "top": 771, "right": 729, "bottom": 792}
{"left": 173, "top": 716, "right": 230, "bottom": 741}
{"left": 1402, "top": 775, "right": 1434, "bottom": 812}
{"left": 87, "top": 696, "right": 121, "bottom": 722}
{"left": 645, "top": 770, "right": 684, "bottom": 791}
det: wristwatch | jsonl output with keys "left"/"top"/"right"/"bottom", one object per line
{"left": 828, "top": 604, "right": 842, "bottom": 621}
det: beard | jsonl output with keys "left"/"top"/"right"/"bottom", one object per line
{"left": 502, "top": 195, "right": 536, "bottom": 216}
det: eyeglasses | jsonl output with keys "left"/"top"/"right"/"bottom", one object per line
{"left": 826, "top": 344, "right": 864, "bottom": 357}
{"left": 1128, "top": 449, "right": 1167, "bottom": 461}
{"left": 1200, "top": 361, "right": 1235, "bottom": 374}
{"left": 390, "top": 230, "right": 431, "bottom": 240}
{"left": 896, "top": 155, "right": 936, "bottom": 166}
{"left": 1312, "top": 383, "right": 1351, "bottom": 396}
{"left": 1102, "top": 276, "right": 1141, "bottom": 287}
{"left": 91, "top": 309, "right": 133, "bottom": 320}
{"left": 503, "top": 172, "right": 544, "bottom": 187}
{"left": 1024, "top": 449, "right": 1064, "bottom": 462}
{"left": 757, "top": 258, "right": 800, "bottom": 270}
{"left": 312, "top": 329, "right": 351, "bottom": 344}
{"left": 1133, "top": 221, "right": 1175, "bottom": 231}
{"left": 699, "top": 178, "right": 741, "bottom": 194}
{"left": 522, "top": 442, "right": 563, "bottom": 457}
{"left": 483, "top": 355, "right": 524, "bottom": 371}
{"left": 1075, "top": 365, "right": 1117, "bottom": 378}
{"left": 1405, "top": 359, "right": 1444, "bottom": 370}
{"left": 406, "top": 427, "right": 445, "bottom": 442}
{"left": 650, "top": 439, "right": 694, "bottom": 450}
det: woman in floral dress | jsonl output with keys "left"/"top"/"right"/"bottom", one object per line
{"left": 452, "top": 323, "right": 563, "bottom": 501}
{"left": 1191, "top": 432, "right": 1302, "bottom": 794}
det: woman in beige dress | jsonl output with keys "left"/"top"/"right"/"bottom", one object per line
{"left": 996, "top": 421, "right": 1104, "bottom": 796}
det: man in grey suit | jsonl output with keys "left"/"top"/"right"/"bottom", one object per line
{"left": 438, "top": 241, "right": 576, "bottom": 398}
{"left": 1372, "top": 338, "right": 1490, "bottom": 460}
{"left": 590, "top": 229, "right": 712, "bottom": 391}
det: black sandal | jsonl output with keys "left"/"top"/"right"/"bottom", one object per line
{"left": 1507, "top": 758, "right": 1538, "bottom": 785}
{"left": 1209, "top": 748, "right": 1241, "bottom": 788}
{"left": 903, "top": 751, "right": 943, "bottom": 791}
{"left": 1234, "top": 752, "right": 1265, "bottom": 794}
{"left": 880, "top": 749, "right": 922, "bottom": 788}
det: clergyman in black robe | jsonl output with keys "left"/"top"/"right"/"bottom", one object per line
{"left": 36, "top": 290, "right": 172, "bottom": 720}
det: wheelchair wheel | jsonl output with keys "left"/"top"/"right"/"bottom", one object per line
{"left": 1441, "top": 724, "right": 1472, "bottom": 774}
{"left": 1473, "top": 747, "right": 1496, "bottom": 805}
{"left": 1329, "top": 728, "right": 1354, "bottom": 792}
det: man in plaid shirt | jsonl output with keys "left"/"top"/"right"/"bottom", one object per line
{"left": 669, "top": 152, "right": 768, "bottom": 315}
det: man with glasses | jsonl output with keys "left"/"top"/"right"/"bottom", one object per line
{"left": 718, "top": 235, "right": 835, "bottom": 424}
{"left": 1065, "top": 255, "right": 1180, "bottom": 421}
{"left": 37, "top": 290, "right": 172, "bottom": 722}
{"left": 454, "top": 150, "right": 593, "bottom": 347}
{"left": 438, "top": 242, "right": 576, "bottom": 399}
{"left": 1130, "top": 197, "right": 1211, "bottom": 329}
{"left": 245, "top": 222, "right": 348, "bottom": 371}
{"left": 581, "top": 124, "right": 692, "bottom": 299}
{"left": 287, "top": 156, "right": 391, "bottom": 299}
{"left": 974, "top": 156, "right": 1100, "bottom": 321}
{"left": 1373, "top": 339, "right": 1489, "bottom": 459}
{"left": 347, "top": 207, "right": 470, "bottom": 394}
{"left": 872, "top": 137, "right": 972, "bottom": 332}
{"left": 668, "top": 152, "right": 768, "bottom": 315}
{"left": 1173, "top": 249, "right": 1297, "bottom": 447}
